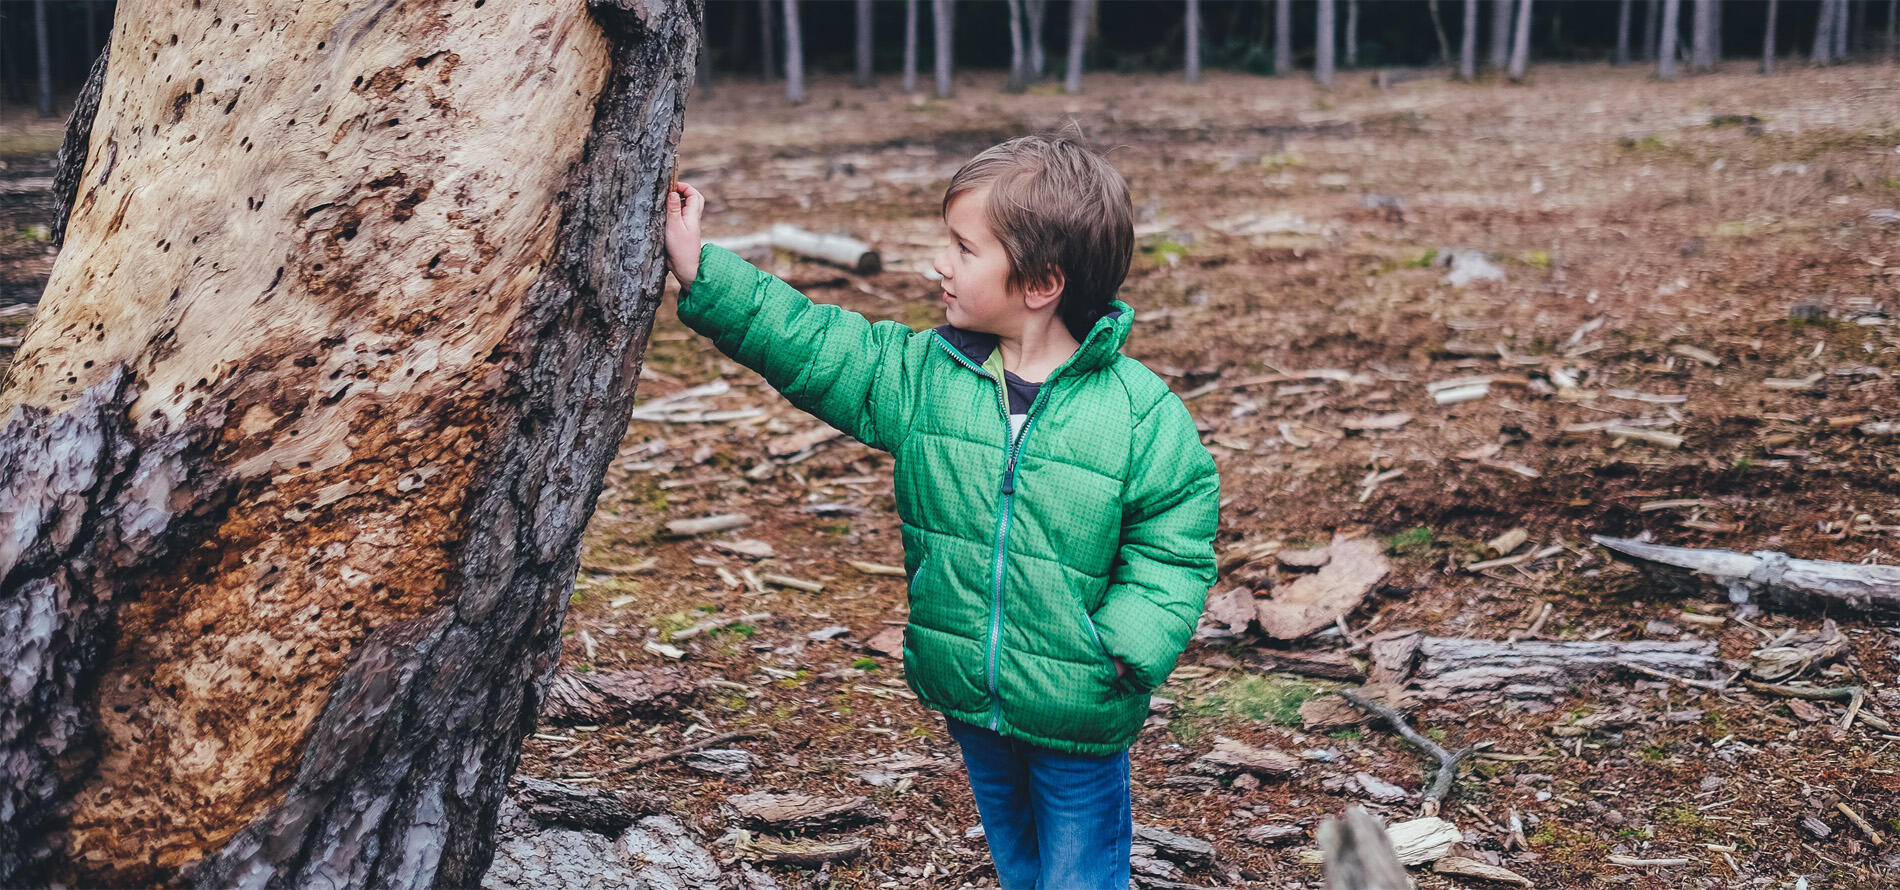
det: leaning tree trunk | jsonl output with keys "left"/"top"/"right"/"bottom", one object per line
{"left": 783, "top": 0, "right": 804, "bottom": 103}
{"left": 0, "top": 0, "right": 697, "bottom": 886}
{"left": 1274, "top": 0, "right": 1293, "bottom": 75}
{"left": 1185, "top": 0, "right": 1202, "bottom": 83}
{"left": 1507, "top": 0, "right": 1532, "bottom": 79}
{"left": 904, "top": 0, "right": 919, "bottom": 92}
{"left": 1614, "top": 0, "right": 1633, "bottom": 63}
{"left": 934, "top": 0, "right": 955, "bottom": 97}
{"left": 1065, "top": 0, "right": 1091, "bottom": 91}
{"left": 1763, "top": 0, "right": 1779, "bottom": 72}
{"left": 1428, "top": 0, "right": 1454, "bottom": 66}
{"left": 1316, "top": 0, "right": 1336, "bottom": 86}
{"left": 1691, "top": 0, "right": 1714, "bottom": 70}
{"left": 854, "top": 0, "right": 874, "bottom": 86}
{"left": 1659, "top": 0, "right": 1682, "bottom": 76}
{"left": 1489, "top": 0, "right": 1512, "bottom": 69}
{"left": 1460, "top": 0, "right": 1479, "bottom": 77}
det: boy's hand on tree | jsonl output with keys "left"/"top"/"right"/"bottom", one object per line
{"left": 664, "top": 181, "right": 704, "bottom": 289}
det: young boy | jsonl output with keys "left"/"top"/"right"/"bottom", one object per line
{"left": 662, "top": 128, "right": 1219, "bottom": 890}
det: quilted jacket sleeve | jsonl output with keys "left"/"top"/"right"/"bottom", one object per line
{"left": 674, "top": 243, "right": 915, "bottom": 453}
{"left": 1090, "top": 393, "right": 1220, "bottom": 693}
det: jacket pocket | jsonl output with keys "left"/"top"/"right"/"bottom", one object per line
{"left": 1068, "top": 596, "right": 1134, "bottom": 697}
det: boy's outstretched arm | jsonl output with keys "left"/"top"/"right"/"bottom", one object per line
{"left": 663, "top": 182, "right": 914, "bottom": 453}
{"left": 1090, "top": 394, "right": 1220, "bottom": 694}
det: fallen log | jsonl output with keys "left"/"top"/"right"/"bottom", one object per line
{"left": 1369, "top": 629, "right": 1724, "bottom": 700}
{"left": 726, "top": 792, "right": 883, "bottom": 834}
{"left": 539, "top": 669, "right": 698, "bottom": 725}
{"left": 1593, "top": 535, "right": 1900, "bottom": 616}
{"left": 708, "top": 224, "right": 881, "bottom": 274}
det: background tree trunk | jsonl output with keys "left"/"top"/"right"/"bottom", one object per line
{"left": 0, "top": 0, "right": 698, "bottom": 885}
{"left": 1834, "top": 0, "right": 1850, "bottom": 57}
{"left": 1317, "top": 0, "right": 1336, "bottom": 85}
{"left": 1711, "top": 0, "right": 1723, "bottom": 59}
{"left": 1065, "top": 0, "right": 1090, "bottom": 92}
{"left": 760, "top": 0, "right": 778, "bottom": 81}
{"left": 854, "top": 0, "right": 873, "bottom": 87}
{"left": 1460, "top": 0, "right": 1479, "bottom": 77}
{"left": 1615, "top": 0, "right": 1633, "bottom": 63}
{"left": 1643, "top": 0, "right": 1660, "bottom": 60}
{"left": 1006, "top": 0, "right": 1027, "bottom": 90}
{"left": 1428, "top": 0, "right": 1455, "bottom": 66}
{"left": 784, "top": 0, "right": 804, "bottom": 103}
{"left": 1027, "top": 0, "right": 1048, "bottom": 79}
{"left": 904, "top": 0, "right": 919, "bottom": 92}
{"left": 1274, "top": 0, "right": 1293, "bottom": 75}
{"left": 1490, "top": 0, "right": 1513, "bottom": 69}
{"left": 1659, "top": 0, "right": 1682, "bottom": 76}
{"left": 1763, "top": 0, "right": 1779, "bottom": 72}
{"left": 1691, "top": 0, "right": 1715, "bottom": 69}
{"left": 694, "top": 24, "right": 713, "bottom": 97}
{"left": 1345, "top": 0, "right": 1359, "bottom": 67}
{"left": 1887, "top": 0, "right": 1896, "bottom": 62}
{"left": 934, "top": 0, "right": 955, "bottom": 97}
{"left": 1814, "top": 0, "right": 1836, "bottom": 63}
{"left": 1507, "top": 0, "right": 1532, "bottom": 78}
{"left": 33, "top": 0, "right": 51, "bottom": 118}
{"left": 1185, "top": 0, "right": 1202, "bottom": 83}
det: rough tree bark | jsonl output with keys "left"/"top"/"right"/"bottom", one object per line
{"left": 1614, "top": 0, "right": 1633, "bottom": 64}
{"left": 784, "top": 0, "right": 804, "bottom": 103}
{"left": 1659, "top": 0, "right": 1682, "bottom": 77}
{"left": 1762, "top": 0, "right": 1779, "bottom": 73}
{"left": 1316, "top": 0, "right": 1336, "bottom": 86}
{"left": 1274, "top": 0, "right": 1293, "bottom": 75}
{"left": 1489, "top": 0, "right": 1512, "bottom": 69}
{"left": 0, "top": 0, "right": 698, "bottom": 886}
{"left": 1184, "top": 0, "right": 1201, "bottom": 83}
{"left": 934, "top": 0, "right": 955, "bottom": 97}
{"left": 1507, "top": 0, "right": 1532, "bottom": 79}
{"left": 904, "top": 0, "right": 919, "bottom": 92}
{"left": 1459, "top": 0, "right": 1479, "bottom": 78}
{"left": 854, "top": 0, "right": 873, "bottom": 87}
{"left": 1064, "top": 0, "right": 1091, "bottom": 92}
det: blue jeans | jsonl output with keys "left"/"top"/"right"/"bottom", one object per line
{"left": 944, "top": 717, "right": 1132, "bottom": 890}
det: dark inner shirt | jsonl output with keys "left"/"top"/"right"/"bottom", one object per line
{"left": 1002, "top": 370, "right": 1042, "bottom": 415}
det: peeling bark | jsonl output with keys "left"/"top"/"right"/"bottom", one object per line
{"left": 0, "top": 0, "right": 699, "bottom": 886}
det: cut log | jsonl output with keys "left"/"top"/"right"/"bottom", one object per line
{"left": 539, "top": 668, "right": 698, "bottom": 725}
{"left": 1256, "top": 537, "right": 1390, "bottom": 640}
{"left": 707, "top": 224, "right": 882, "bottom": 274}
{"left": 0, "top": 1, "right": 699, "bottom": 886}
{"left": 726, "top": 792, "right": 884, "bottom": 834}
{"left": 1593, "top": 535, "right": 1900, "bottom": 616}
{"left": 1369, "top": 629, "right": 1723, "bottom": 700}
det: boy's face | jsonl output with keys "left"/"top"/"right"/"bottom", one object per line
{"left": 933, "top": 187, "right": 1021, "bottom": 335}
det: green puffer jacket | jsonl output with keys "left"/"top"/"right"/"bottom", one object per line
{"left": 676, "top": 243, "right": 1220, "bottom": 754}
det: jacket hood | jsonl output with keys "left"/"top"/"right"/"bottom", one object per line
{"left": 931, "top": 301, "right": 1134, "bottom": 378}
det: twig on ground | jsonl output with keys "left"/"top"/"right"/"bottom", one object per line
{"left": 1334, "top": 690, "right": 1482, "bottom": 817}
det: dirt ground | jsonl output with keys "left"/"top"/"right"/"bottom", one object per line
{"left": 6, "top": 60, "right": 1900, "bottom": 889}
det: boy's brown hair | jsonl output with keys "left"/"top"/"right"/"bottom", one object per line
{"left": 942, "top": 122, "right": 1134, "bottom": 342}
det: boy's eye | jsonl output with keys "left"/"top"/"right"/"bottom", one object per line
{"left": 958, "top": 243, "right": 971, "bottom": 255}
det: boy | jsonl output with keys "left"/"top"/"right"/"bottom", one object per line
{"left": 662, "top": 128, "right": 1219, "bottom": 890}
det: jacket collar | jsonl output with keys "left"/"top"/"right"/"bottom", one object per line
{"left": 931, "top": 301, "right": 1133, "bottom": 380}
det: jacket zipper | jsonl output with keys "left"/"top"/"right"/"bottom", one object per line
{"left": 931, "top": 330, "right": 1090, "bottom": 731}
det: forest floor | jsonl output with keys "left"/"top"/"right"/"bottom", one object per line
{"left": 6, "top": 62, "right": 1900, "bottom": 889}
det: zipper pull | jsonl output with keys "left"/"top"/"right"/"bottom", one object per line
{"left": 1001, "top": 453, "right": 1018, "bottom": 494}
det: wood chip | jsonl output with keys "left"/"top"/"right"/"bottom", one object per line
{"left": 1256, "top": 538, "right": 1390, "bottom": 640}
{"left": 847, "top": 559, "right": 905, "bottom": 576}
{"left": 759, "top": 572, "right": 824, "bottom": 592}
{"left": 1434, "top": 856, "right": 1534, "bottom": 886}
{"left": 1670, "top": 344, "right": 1722, "bottom": 366}
{"left": 664, "top": 513, "right": 752, "bottom": 537}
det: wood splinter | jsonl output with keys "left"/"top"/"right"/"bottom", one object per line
{"left": 1333, "top": 690, "right": 1484, "bottom": 817}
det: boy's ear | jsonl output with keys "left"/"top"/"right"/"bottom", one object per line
{"left": 1021, "top": 268, "right": 1065, "bottom": 311}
